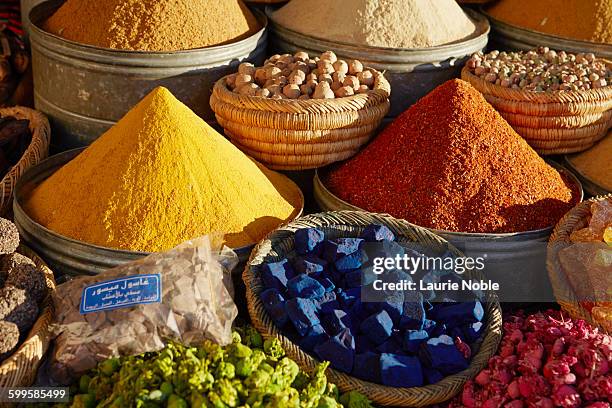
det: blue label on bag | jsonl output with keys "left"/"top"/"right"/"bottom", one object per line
{"left": 80, "top": 274, "right": 162, "bottom": 314}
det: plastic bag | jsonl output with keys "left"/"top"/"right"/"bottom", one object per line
{"left": 49, "top": 236, "right": 238, "bottom": 384}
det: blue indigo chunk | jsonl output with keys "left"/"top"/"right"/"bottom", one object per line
{"left": 420, "top": 339, "right": 469, "bottom": 375}
{"left": 337, "top": 288, "right": 361, "bottom": 310}
{"left": 375, "top": 336, "right": 402, "bottom": 354}
{"left": 361, "top": 224, "right": 395, "bottom": 242}
{"left": 295, "top": 228, "right": 325, "bottom": 255}
{"left": 314, "top": 291, "right": 339, "bottom": 314}
{"left": 380, "top": 353, "right": 423, "bottom": 387}
{"left": 430, "top": 301, "right": 484, "bottom": 329}
{"left": 321, "top": 309, "right": 353, "bottom": 335}
{"left": 300, "top": 324, "right": 329, "bottom": 352}
{"left": 322, "top": 238, "right": 364, "bottom": 262}
{"left": 293, "top": 255, "right": 328, "bottom": 278}
{"left": 423, "top": 367, "right": 444, "bottom": 384}
{"left": 314, "top": 329, "right": 355, "bottom": 373}
{"left": 399, "top": 291, "right": 425, "bottom": 330}
{"left": 335, "top": 249, "right": 368, "bottom": 272}
{"left": 261, "top": 259, "right": 294, "bottom": 291}
{"left": 261, "top": 288, "right": 288, "bottom": 327}
{"left": 287, "top": 274, "right": 326, "bottom": 299}
{"left": 286, "top": 298, "right": 320, "bottom": 336}
{"left": 360, "top": 310, "right": 393, "bottom": 346}
{"left": 463, "top": 321, "right": 484, "bottom": 342}
{"left": 353, "top": 352, "right": 381, "bottom": 383}
{"left": 319, "top": 277, "right": 335, "bottom": 293}
{"left": 403, "top": 330, "right": 429, "bottom": 354}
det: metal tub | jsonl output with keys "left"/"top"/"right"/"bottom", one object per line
{"left": 28, "top": 0, "right": 268, "bottom": 150}
{"left": 267, "top": 8, "right": 489, "bottom": 117}
{"left": 482, "top": 10, "right": 612, "bottom": 58}
{"left": 13, "top": 149, "right": 272, "bottom": 278}
{"left": 313, "top": 167, "right": 583, "bottom": 302}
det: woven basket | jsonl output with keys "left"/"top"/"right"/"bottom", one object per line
{"left": 0, "top": 107, "right": 50, "bottom": 216}
{"left": 244, "top": 211, "right": 503, "bottom": 407}
{"left": 0, "top": 245, "right": 56, "bottom": 389}
{"left": 210, "top": 70, "right": 390, "bottom": 170}
{"left": 547, "top": 195, "right": 611, "bottom": 334}
{"left": 461, "top": 65, "right": 612, "bottom": 155}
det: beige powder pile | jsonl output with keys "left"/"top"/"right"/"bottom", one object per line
{"left": 272, "top": 0, "right": 476, "bottom": 49}
{"left": 44, "top": 0, "right": 261, "bottom": 52}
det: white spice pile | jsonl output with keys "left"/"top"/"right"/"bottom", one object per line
{"left": 272, "top": 0, "right": 476, "bottom": 49}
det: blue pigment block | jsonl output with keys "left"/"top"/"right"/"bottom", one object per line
{"left": 300, "top": 324, "right": 329, "bottom": 352}
{"left": 293, "top": 255, "right": 328, "bottom": 278}
{"left": 335, "top": 249, "right": 368, "bottom": 272}
{"left": 314, "top": 329, "right": 355, "bottom": 373}
{"left": 354, "top": 352, "right": 381, "bottom": 383}
{"left": 295, "top": 228, "right": 325, "bottom": 255}
{"left": 286, "top": 298, "right": 320, "bottom": 336}
{"left": 314, "top": 291, "right": 339, "bottom": 314}
{"left": 323, "top": 238, "right": 364, "bottom": 262}
{"left": 423, "top": 367, "right": 444, "bottom": 384}
{"left": 321, "top": 309, "right": 352, "bottom": 335}
{"left": 319, "top": 277, "right": 335, "bottom": 293}
{"left": 420, "top": 343, "right": 469, "bottom": 375}
{"left": 427, "top": 335, "right": 454, "bottom": 346}
{"left": 350, "top": 300, "right": 370, "bottom": 321}
{"left": 287, "top": 274, "right": 326, "bottom": 299}
{"left": 337, "top": 288, "right": 361, "bottom": 310}
{"left": 360, "top": 310, "right": 394, "bottom": 346}
{"left": 403, "top": 330, "right": 429, "bottom": 354}
{"left": 376, "top": 336, "right": 402, "bottom": 354}
{"left": 430, "top": 323, "right": 448, "bottom": 338}
{"left": 261, "top": 288, "right": 288, "bottom": 327}
{"left": 261, "top": 259, "right": 294, "bottom": 291}
{"left": 355, "top": 335, "right": 376, "bottom": 354}
{"left": 463, "top": 321, "right": 484, "bottom": 342}
{"left": 400, "top": 292, "right": 425, "bottom": 330}
{"left": 431, "top": 301, "right": 484, "bottom": 329}
{"left": 422, "top": 319, "right": 437, "bottom": 334}
{"left": 380, "top": 353, "right": 423, "bottom": 387}
{"left": 361, "top": 224, "right": 395, "bottom": 242}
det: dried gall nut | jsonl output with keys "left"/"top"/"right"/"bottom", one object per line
{"left": 312, "top": 82, "right": 334, "bottom": 99}
{"left": 298, "top": 94, "right": 311, "bottom": 100}
{"left": 306, "top": 72, "right": 318, "bottom": 82}
{"left": 334, "top": 86, "right": 355, "bottom": 98}
{"left": 293, "top": 61, "right": 310, "bottom": 74}
{"left": 254, "top": 68, "right": 267, "bottom": 86}
{"left": 317, "top": 60, "right": 335, "bottom": 75}
{"left": 331, "top": 80, "right": 343, "bottom": 91}
{"left": 356, "top": 84, "right": 370, "bottom": 94}
{"left": 294, "top": 51, "right": 309, "bottom": 62}
{"left": 281, "top": 67, "right": 292, "bottom": 77}
{"left": 266, "top": 54, "right": 281, "bottom": 64}
{"left": 278, "top": 54, "right": 295, "bottom": 65}
{"left": 274, "top": 76, "right": 288, "bottom": 87}
{"left": 288, "top": 73, "right": 304, "bottom": 86}
{"left": 264, "top": 66, "right": 282, "bottom": 79}
{"left": 255, "top": 88, "right": 271, "bottom": 98}
{"left": 318, "top": 74, "right": 333, "bottom": 85}
{"left": 332, "top": 60, "right": 349, "bottom": 75}
{"left": 320, "top": 51, "right": 338, "bottom": 64}
{"left": 225, "top": 74, "right": 237, "bottom": 89}
{"left": 357, "top": 70, "right": 375, "bottom": 87}
{"left": 343, "top": 75, "right": 360, "bottom": 90}
{"left": 332, "top": 72, "right": 346, "bottom": 83}
{"left": 283, "top": 84, "right": 301, "bottom": 99}
{"left": 307, "top": 59, "right": 318, "bottom": 71}
{"left": 237, "top": 83, "right": 260, "bottom": 96}
{"left": 348, "top": 59, "right": 364, "bottom": 75}
{"left": 0, "top": 218, "right": 19, "bottom": 255}
{"left": 238, "top": 62, "right": 256, "bottom": 76}
{"left": 300, "top": 83, "right": 314, "bottom": 95}
{"left": 235, "top": 73, "right": 253, "bottom": 89}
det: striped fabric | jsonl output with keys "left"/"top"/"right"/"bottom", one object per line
{"left": 0, "top": 0, "right": 23, "bottom": 37}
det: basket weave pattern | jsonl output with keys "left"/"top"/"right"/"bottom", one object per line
{"left": 547, "top": 195, "right": 612, "bottom": 334}
{"left": 0, "top": 107, "right": 50, "bottom": 216}
{"left": 244, "top": 211, "right": 503, "bottom": 407}
{"left": 211, "top": 70, "right": 390, "bottom": 170}
{"left": 461, "top": 66, "right": 612, "bottom": 155}
{"left": 0, "top": 245, "right": 56, "bottom": 390}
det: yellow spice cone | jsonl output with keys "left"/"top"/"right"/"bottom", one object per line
{"left": 26, "top": 87, "right": 300, "bottom": 252}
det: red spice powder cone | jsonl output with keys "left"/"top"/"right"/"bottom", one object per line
{"left": 324, "top": 79, "right": 578, "bottom": 233}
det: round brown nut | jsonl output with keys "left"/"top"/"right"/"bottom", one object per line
{"left": 283, "top": 84, "right": 302, "bottom": 99}
{"left": 348, "top": 59, "right": 364, "bottom": 75}
{"left": 331, "top": 80, "right": 343, "bottom": 91}
{"left": 333, "top": 60, "right": 349, "bottom": 75}
{"left": 343, "top": 75, "right": 360, "bottom": 90}
{"left": 238, "top": 62, "right": 256, "bottom": 76}
{"left": 293, "top": 61, "right": 310, "bottom": 74}
{"left": 356, "top": 85, "right": 370, "bottom": 94}
{"left": 235, "top": 73, "right": 253, "bottom": 88}
{"left": 254, "top": 68, "right": 267, "bottom": 85}
{"left": 300, "top": 83, "right": 314, "bottom": 95}
{"left": 357, "top": 70, "right": 375, "bottom": 87}
{"left": 225, "top": 74, "right": 237, "bottom": 89}
{"left": 320, "top": 51, "right": 338, "bottom": 64}
{"left": 265, "top": 84, "right": 282, "bottom": 95}
{"left": 294, "top": 51, "right": 309, "bottom": 62}
{"left": 317, "top": 60, "right": 335, "bottom": 75}
{"left": 274, "top": 76, "right": 288, "bottom": 87}
{"left": 332, "top": 72, "right": 346, "bottom": 83}
{"left": 264, "top": 66, "right": 283, "bottom": 79}
{"left": 237, "top": 83, "right": 260, "bottom": 96}
{"left": 334, "top": 86, "right": 355, "bottom": 98}
{"left": 255, "top": 88, "right": 271, "bottom": 98}
{"left": 312, "top": 82, "right": 335, "bottom": 99}
{"left": 318, "top": 74, "right": 333, "bottom": 85}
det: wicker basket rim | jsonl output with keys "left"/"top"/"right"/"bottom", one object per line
{"left": 461, "top": 64, "right": 612, "bottom": 102}
{"left": 0, "top": 244, "right": 56, "bottom": 385}
{"left": 244, "top": 210, "right": 503, "bottom": 405}
{"left": 214, "top": 67, "right": 391, "bottom": 111}
{"left": 546, "top": 194, "right": 612, "bottom": 333}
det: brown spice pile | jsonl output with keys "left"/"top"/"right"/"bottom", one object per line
{"left": 487, "top": 0, "right": 612, "bottom": 44}
{"left": 325, "top": 79, "right": 578, "bottom": 234}
{"left": 43, "top": 0, "right": 261, "bottom": 52}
